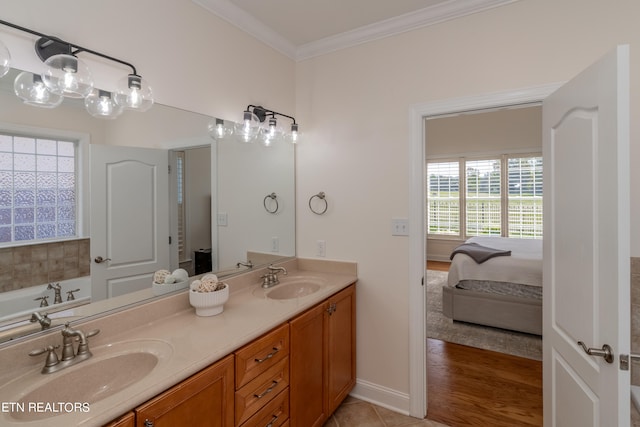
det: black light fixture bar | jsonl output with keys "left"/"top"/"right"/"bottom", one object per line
{"left": 246, "top": 104, "right": 297, "bottom": 125}
{"left": 0, "top": 18, "right": 138, "bottom": 76}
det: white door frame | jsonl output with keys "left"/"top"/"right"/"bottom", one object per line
{"left": 407, "top": 82, "right": 562, "bottom": 417}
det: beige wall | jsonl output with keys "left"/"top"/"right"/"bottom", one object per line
{"left": 295, "top": 0, "right": 640, "bottom": 409}
{"left": 2, "top": 0, "right": 640, "bottom": 415}
{"left": 426, "top": 105, "right": 542, "bottom": 157}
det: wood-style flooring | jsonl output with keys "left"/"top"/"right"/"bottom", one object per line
{"left": 424, "top": 260, "right": 543, "bottom": 427}
{"left": 427, "top": 338, "right": 542, "bottom": 426}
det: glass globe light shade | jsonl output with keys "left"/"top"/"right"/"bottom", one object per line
{"left": 85, "top": 89, "right": 123, "bottom": 119}
{"left": 114, "top": 74, "right": 154, "bottom": 111}
{"left": 233, "top": 111, "right": 261, "bottom": 143}
{"left": 208, "top": 118, "right": 233, "bottom": 140}
{"left": 259, "top": 117, "right": 285, "bottom": 147}
{"left": 0, "top": 40, "right": 10, "bottom": 78}
{"left": 13, "top": 72, "right": 63, "bottom": 108}
{"left": 42, "top": 54, "right": 93, "bottom": 98}
{"left": 286, "top": 123, "right": 301, "bottom": 144}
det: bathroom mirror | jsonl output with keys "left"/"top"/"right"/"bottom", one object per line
{"left": 0, "top": 67, "right": 295, "bottom": 343}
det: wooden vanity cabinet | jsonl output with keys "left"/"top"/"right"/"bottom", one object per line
{"left": 234, "top": 323, "right": 290, "bottom": 426}
{"left": 134, "top": 354, "right": 235, "bottom": 427}
{"left": 289, "top": 283, "right": 356, "bottom": 426}
{"left": 104, "top": 283, "right": 355, "bottom": 427}
{"left": 103, "top": 411, "right": 135, "bottom": 427}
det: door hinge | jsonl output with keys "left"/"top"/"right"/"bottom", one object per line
{"left": 168, "top": 164, "right": 171, "bottom": 174}
{"left": 169, "top": 236, "right": 172, "bottom": 244}
{"left": 619, "top": 353, "right": 640, "bottom": 371}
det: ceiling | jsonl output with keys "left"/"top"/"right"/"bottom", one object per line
{"left": 192, "top": 0, "right": 519, "bottom": 61}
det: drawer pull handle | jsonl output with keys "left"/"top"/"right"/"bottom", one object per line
{"left": 266, "top": 414, "right": 278, "bottom": 427}
{"left": 255, "top": 347, "right": 279, "bottom": 363}
{"left": 254, "top": 380, "right": 279, "bottom": 399}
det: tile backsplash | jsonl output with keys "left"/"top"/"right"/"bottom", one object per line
{"left": 0, "top": 239, "right": 90, "bottom": 292}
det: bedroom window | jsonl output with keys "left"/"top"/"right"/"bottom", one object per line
{"left": 427, "top": 154, "right": 542, "bottom": 239}
{"left": 426, "top": 161, "right": 460, "bottom": 235}
{"left": 0, "top": 132, "right": 78, "bottom": 245}
{"left": 465, "top": 159, "right": 501, "bottom": 236}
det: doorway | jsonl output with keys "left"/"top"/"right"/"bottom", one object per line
{"left": 407, "top": 83, "right": 561, "bottom": 418}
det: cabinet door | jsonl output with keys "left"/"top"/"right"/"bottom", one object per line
{"left": 103, "top": 411, "right": 135, "bottom": 427}
{"left": 289, "top": 303, "right": 326, "bottom": 427}
{"left": 326, "top": 284, "right": 356, "bottom": 414}
{"left": 135, "top": 354, "right": 234, "bottom": 427}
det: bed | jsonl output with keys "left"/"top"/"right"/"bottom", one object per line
{"left": 442, "top": 236, "right": 543, "bottom": 335}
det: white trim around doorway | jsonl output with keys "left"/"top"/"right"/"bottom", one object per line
{"left": 407, "top": 82, "right": 563, "bottom": 418}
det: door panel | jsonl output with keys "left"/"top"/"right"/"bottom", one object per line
{"left": 543, "top": 45, "right": 630, "bottom": 426}
{"left": 91, "top": 145, "right": 169, "bottom": 301}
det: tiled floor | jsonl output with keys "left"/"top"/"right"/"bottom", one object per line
{"left": 323, "top": 397, "right": 449, "bottom": 427}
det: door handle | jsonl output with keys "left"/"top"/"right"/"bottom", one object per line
{"left": 577, "top": 341, "right": 614, "bottom": 364}
{"left": 94, "top": 256, "right": 111, "bottom": 263}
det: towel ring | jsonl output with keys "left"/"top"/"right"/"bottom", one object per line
{"left": 308, "top": 192, "right": 328, "bottom": 215}
{"left": 263, "top": 192, "right": 279, "bottom": 214}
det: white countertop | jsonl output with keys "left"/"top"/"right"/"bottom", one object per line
{"left": 0, "top": 259, "right": 357, "bottom": 426}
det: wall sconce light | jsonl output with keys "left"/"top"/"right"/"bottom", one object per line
{"left": 0, "top": 19, "right": 153, "bottom": 118}
{"left": 208, "top": 118, "right": 234, "bottom": 140}
{"left": 0, "top": 39, "right": 10, "bottom": 78}
{"left": 235, "top": 105, "right": 301, "bottom": 145}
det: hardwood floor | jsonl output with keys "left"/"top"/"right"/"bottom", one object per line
{"left": 424, "top": 260, "right": 543, "bottom": 426}
{"left": 427, "top": 338, "right": 543, "bottom": 426}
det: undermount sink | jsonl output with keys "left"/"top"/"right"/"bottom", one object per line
{"left": 254, "top": 276, "right": 329, "bottom": 300}
{"left": 5, "top": 339, "right": 172, "bottom": 422}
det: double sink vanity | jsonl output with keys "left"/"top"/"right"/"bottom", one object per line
{"left": 0, "top": 258, "right": 357, "bottom": 426}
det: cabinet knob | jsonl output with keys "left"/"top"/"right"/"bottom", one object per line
{"left": 144, "top": 419, "right": 154, "bottom": 427}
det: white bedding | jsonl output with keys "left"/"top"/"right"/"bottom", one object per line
{"left": 447, "top": 236, "right": 543, "bottom": 288}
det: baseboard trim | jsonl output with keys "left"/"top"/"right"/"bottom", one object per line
{"left": 349, "top": 379, "right": 412, "bottom": 416}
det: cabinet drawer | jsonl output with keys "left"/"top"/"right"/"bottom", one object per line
{"left": 240, "top": 388, "right": 289, "bottom": 427}
{"left": 236, "top": 357, "right": 289, "bottom": 425}
{"left": 236, "top": 323, "right": 289, "bottom": 388}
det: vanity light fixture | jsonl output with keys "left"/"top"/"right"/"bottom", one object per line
{"left": 0, "top": 19, "right": 153, "bottom": 117}
{"left": 84, "top": 89, "right": 123, "bottom": 119}
{"left": 208, "top": 118, "right": 234, "bottom": 140}
{"left": 13, "top": 71, "right": 63, "bottom": 108}
{"left": 0, "top": 38, "right": 10, "bottom": 77}
{"left": 236, "top": 105, "right": 301, "bottom": 145}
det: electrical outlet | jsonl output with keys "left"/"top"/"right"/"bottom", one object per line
{"left": 317, "top": 240, "right": 326, "bottom": 257}
{"left": 217, "top": 212, "right": 228, "bottom": 226}
{"left": 391, "top": 218, "right": 409, "bottom": 236}
{"left": 271, "top": 237, "right": 279, "bottom": 252}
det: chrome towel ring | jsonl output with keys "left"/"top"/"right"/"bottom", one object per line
{"left": 263, "top": 192, "right": 279, "bottom": 213}
{"left": 309, "top": 191, "right": 328, "bottom": 215}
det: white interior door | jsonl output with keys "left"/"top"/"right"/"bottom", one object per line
{"left": 543, "top": 45, "right": 630, "bottom": 426}
{"left": 90, "top": 145, "right": 169, "bottom": 300}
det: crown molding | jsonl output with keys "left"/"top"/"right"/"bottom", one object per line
{"left": 192, "top": 0, "right": 298, "bottom": 58}
{"left": 297, "top": 0, "right": 520, "bottom": 60}
{"left": 193, "top": 0, "right": 520, "bottom": 62}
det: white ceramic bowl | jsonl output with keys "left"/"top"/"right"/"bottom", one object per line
{"left": 152, "top": 279, "right": 189, "bottom": 296}
{"left": 189, "top": 283, "right": 229, "bottom": 316}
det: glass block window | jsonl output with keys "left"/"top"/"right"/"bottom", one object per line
{"left": 0, "top": 133, "right": 77, "bottom": 244}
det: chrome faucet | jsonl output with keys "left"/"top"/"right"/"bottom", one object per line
{"left": 47, "top": 282, "right": 62, "bottom": 304}
{"left": 30, "top": 311, "right": 51, "bottom": 330}
{"left": 261, "top": 265, "right": 288, "bottom": 288}
{"left": 29, "top": 322, "right": 100, "bottom": 374}
{"left": 237, "top": 260, "right": 254, "bottom": 269}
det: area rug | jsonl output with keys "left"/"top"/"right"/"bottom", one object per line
{"left": 426, "top": 270, "right": 542, "bottom": 360}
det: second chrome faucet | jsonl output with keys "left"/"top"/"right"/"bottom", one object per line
{"left": 29, "top": 323, "right": 100, "bottom": 374}
{"left": 261, "top": 265, "right": 288, "bottom": 289}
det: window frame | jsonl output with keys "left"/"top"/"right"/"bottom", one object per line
{"left": 0, "top": 122, "right": 89, "bottom": 248}
{"left": 426, "top": 151, "right": 542, "bottom": 241}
